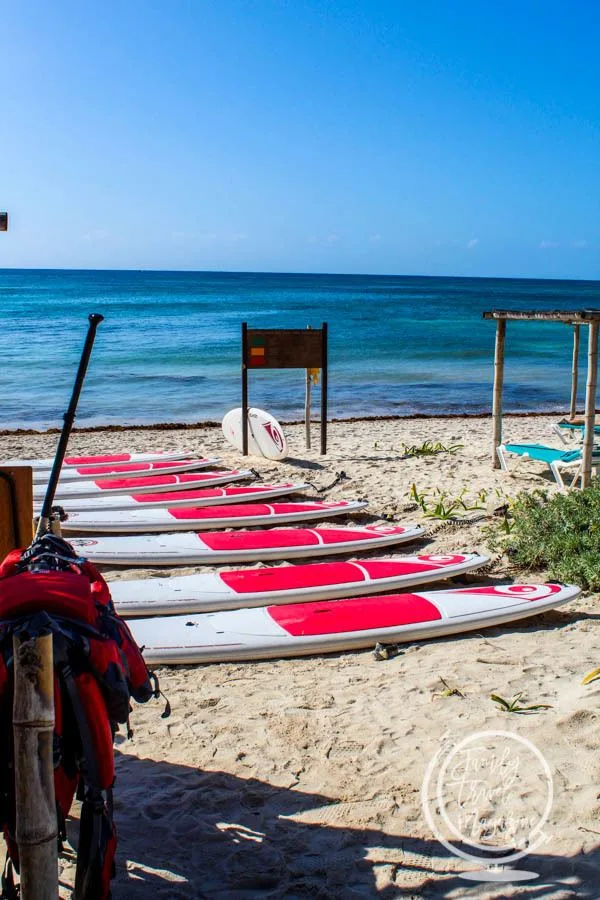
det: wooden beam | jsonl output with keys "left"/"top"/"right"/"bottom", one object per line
{"left": 581, "top": 321, "right": 599, "bottom": 488}
{"left": 484, "top": 309, "right": 600, "bottom": 323}
{"left": 569, "top": 324, "right": 581, "bottom": 421}
{"left": 0, "top": 467, "right": 33, "bottom": 557}
{"left": 492, "top": 319, "right": 506, "bottom": 468}
{"left": 13, "top": 633, "right": 58, "bottom": 900}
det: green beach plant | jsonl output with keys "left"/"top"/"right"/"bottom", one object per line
{"left": 490, "top": 692, "right": 552, "bottom": 714}
{"left": 490, "top": 478, "right": 600, "bottom": 591}
{"left": 402, "top": 440, "right": 463, "bottom": 457}
{"left": 409, "top": 484, "right": 488, "bottom": 521}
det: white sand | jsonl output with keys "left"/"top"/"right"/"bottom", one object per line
{"left": 2, "top": 415, "right": 599, "bottom": 898}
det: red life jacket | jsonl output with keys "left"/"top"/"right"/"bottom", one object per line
{"left": 0, "top": 542, "right": 161, "bottom": 900}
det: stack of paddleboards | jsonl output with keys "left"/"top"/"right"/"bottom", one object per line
{"left": 14, "top": 449, "right": 580, "bottom": 665}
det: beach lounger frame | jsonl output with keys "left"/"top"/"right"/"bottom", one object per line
{"left": 496, "top": 443, "right": 599, "bottom": 490}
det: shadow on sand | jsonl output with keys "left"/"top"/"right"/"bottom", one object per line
{"left": 88, "top": 751, "right": 600, "bottom": 899}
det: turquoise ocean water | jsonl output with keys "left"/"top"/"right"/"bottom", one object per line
{"left": 1, "top": 269, "right": 599, "bottom": 430}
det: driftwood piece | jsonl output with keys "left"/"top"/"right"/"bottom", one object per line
{"left": 13, "top": 633, "right": 58, "bottom": 900}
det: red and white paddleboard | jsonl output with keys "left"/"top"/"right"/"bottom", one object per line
{"left": 130, "top": 583, "right": 580, "bottom": 664}
{"left": 55, "top": 482, "right": 311, "bottom": 513}
{"left": 111, "top": 553, "right": 489, "bottom": 616}
{"left": 33, "top": 458, "right": 219, "bottom": 484}
{"left": 69, "top": 523, "right": 423, "bottom": 565}
{"left": 62, "top": 500, "right": 367, "bottom": 533}
{"left": 33, "top": 469, "right": 250, "bottom": 501}
{"left": 2, "top": 451, "right": 190, "bottom": 472}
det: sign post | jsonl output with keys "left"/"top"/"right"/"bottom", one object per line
{"left": 242, "top": 323, "right": 328, "bottom": 455}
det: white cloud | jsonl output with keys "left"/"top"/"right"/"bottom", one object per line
{"left": 571, "top": 239, "right": 589, "bottom": 249}
{"left": 466, "top": 238, "right": 479, "bottom": 250}
{"left": 326, "top": 233, "right": 340, "bottom": 243}
{"left": 539, "top": 240, "right": 560, "bottom": 249}
{"left": 369, "top": 233, "right": 381, "bottom": 243}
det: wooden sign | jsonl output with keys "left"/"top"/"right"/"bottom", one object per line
{"left": 0, "top": 213, "right": 7, "bottom": 232}
{"left": 241, "top": 323, "right": 329, "bottom": 455}
{"left": 245, "top": 328, "right": 324, "bottom": 369}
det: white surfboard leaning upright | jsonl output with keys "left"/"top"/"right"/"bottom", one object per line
{"left": 68, "top": 523, "right": 423, "bottom": 566}
{"left": 61, "top": 499, "right": 367, "bottom": 533}
{"left": 130, "top": 583, "right": 581, "bottom": 665}
{"left": 222, "top": 407, "right": 287, "bottom": 460}
{"left": 110, "top": 552, "right": 489, "bottom": 616}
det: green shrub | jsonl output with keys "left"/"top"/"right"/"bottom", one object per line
{"left": 498, "top": 479, "right": 600, "bottom": 590}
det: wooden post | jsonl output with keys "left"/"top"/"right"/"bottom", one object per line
{"left": 570, "top": 324, "right": 580, "bottom": 421}
{"left": 241, "top": 321, "right": 249, "bottom": 456}
{"left": 581, "top": 321, "right": 599, "bottom": 488}
{"left": 320, "top": 322, "right": 328, "bottom": 455}
{"left": 305, "top": 369, "right": 312, "bottom": 450}
{"left": 13, "top": 633, "right": 58, "bottom": 900}
{"left": 491, "top": 319, "right": 506, "bottom": 468}
{"left": 0, "top": 466, "right": 34, "bottom": 558}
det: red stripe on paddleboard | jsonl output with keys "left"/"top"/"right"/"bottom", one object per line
{"left": 97, "top": 472, "right": 234, "bottom": 491}
{"left": 447, "top": 584, "right": 561, "bottom": 599}
{"left": 168, "top": 502, "right": 342, "bottom": 520}
{"left": 358, "top": 555, "right": 468, "bottom": 578}
{"left": 131, "top": 488, "right": 224, "bottom": 502}
{"left": 220, "top": 562, "right": 364, "bottom": 593}
{"left": 199, "top": 530, "right": 323, "bottom": 550}
{"left": 74, "top": 460, "right": 196, "bottom": 476}
{"left": 268, "top": 593, "right": 442, "bottom": 636}
{"left": 65, "top": 454, "right": 132, "bottom": 465}
{"left": 316, "top": 528, "right": 404, "bottom": 544}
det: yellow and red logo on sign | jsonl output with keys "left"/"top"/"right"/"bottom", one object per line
{"left": 248, "top": 335, "right": 266, "bottom": 366}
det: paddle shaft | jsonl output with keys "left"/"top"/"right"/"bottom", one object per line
{"left": 37, "top": 314, "right": 104, "bottom": 534}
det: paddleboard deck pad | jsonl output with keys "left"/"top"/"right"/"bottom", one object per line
{"left": 34, "top": 458, "right": 218, "bottom": 483}
{"left": 33, "top": 468, "right": 246, "bottom": 501}
{"left": 222, "top": 407, "right": 287, "bottom": 460}
{"left": 54, "top": 482, "right": 310, "bottom": 513}
{"left": 69, "top": 524, "right": 423, "bottom": 565}
{"left": 62, "top": 499, "right": 368, "bottom": 533}
{"left": 111, "top": 552, "right": 489, "bottom": 616}
{"left": 130, "top": 583, "right": 580, "bottom": 664}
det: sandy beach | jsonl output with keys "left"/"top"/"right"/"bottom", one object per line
{"left": 1, "top": 414, "right": 599, "bottom": 899}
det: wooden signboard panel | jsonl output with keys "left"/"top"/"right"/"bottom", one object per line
{"left": 0, "top": 213, "right": 7, "bottom": 232}
{"left": 0, "top": 467, "right": 33, "bottom": 557}
{"left": 242, "top": 323, "right": 328, "bottom": 455}
{"left": 245, "top": 329, "right": 324, "bottom": 369}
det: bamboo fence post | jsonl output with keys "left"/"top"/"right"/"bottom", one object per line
{"left": 570, "top": 324, "right": 580, "bottom": 421}
{"left": 581, "top": 321, "right": 599, "bottom": 488}
{"left": 13, "top": 633, "right": 58, "bottom": 900}
{"left": 491, "top": 319, "right": 506, "bottom": 468}
{"left": 305, "top": 369, "right": 312, "bottom": 450}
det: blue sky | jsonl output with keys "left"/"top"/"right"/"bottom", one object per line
{"left": 1, "top": 0, "right": 599, "bottom": 278}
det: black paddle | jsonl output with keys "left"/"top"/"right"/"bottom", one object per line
{"left": 35, "top": 313, "right": 104, "bottom": 538}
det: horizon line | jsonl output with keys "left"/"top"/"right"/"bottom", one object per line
{"left": 0, "top": 266, "right": 598, "bottom": 284}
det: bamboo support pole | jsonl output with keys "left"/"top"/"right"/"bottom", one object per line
{"left": 581, "top": 321, "right": 599, "bottom": 488}
{"left": 570, "top": 324, "right": 580, "bottom": 421}
{"left": 491, "top": 319, "right": 506, "bottom": 468}
{"left": 13, "top": 633, "right": 58, "bottom": 900}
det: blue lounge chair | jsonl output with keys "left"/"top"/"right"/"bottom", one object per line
{"left": 552, "top": 421, "right": 600, "bottom": 444}
{"left": 497, "top": 442, "right": 600, "bottom": 489}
